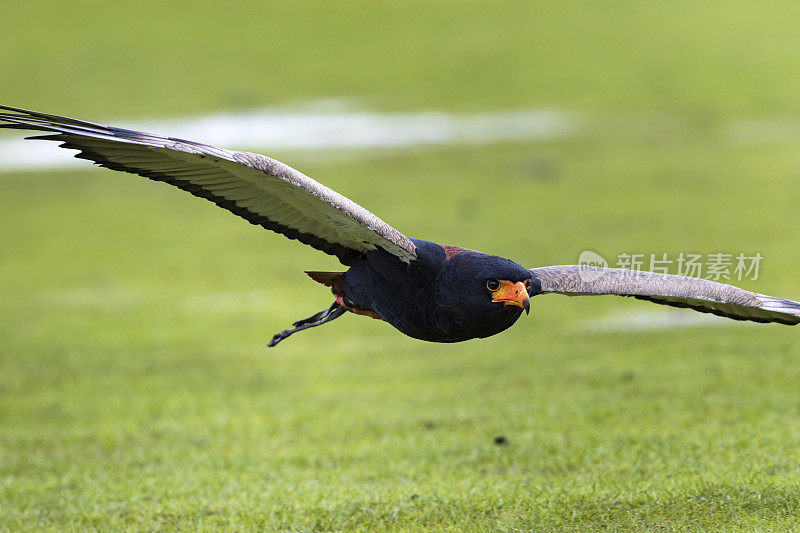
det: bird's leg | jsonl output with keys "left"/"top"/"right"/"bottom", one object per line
{"left": 267, "top": 302, "right": 347, "bottom": 347}
{"left": 287, "top": 308, "right": 329, "bottom": 328}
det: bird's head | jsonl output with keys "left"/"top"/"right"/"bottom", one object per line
{"left": 434, "top": 250, "right": 541, "bottom": 339}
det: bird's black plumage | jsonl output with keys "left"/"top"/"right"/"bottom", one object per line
{"left": 1, "top": 104, "right": 799, "bottom": 347}
{"left": 342, "top": 239, "right": 537, "bottom": 342}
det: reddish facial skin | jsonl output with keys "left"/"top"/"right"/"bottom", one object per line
{"left": 490, "top": 280, "right": 531, "bottom": 314}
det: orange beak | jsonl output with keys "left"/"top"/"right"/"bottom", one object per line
{"left": 491, "top": 280, "right": 531, "bottom": 314}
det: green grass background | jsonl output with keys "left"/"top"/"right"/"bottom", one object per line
{"left": 2, "top": 1, "right": 800, "bottom": 530}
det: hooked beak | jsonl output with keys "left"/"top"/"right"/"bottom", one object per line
{"left": 491, "top": 280, "right": 531, "bottom": 315}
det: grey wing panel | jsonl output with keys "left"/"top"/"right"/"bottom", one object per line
{"left": 530, "top": 265, "right": 800, "bottom": 325}
{"left": 0, "top": 105, "right": 417, "bottom": 265}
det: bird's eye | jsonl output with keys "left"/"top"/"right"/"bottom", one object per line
{"left": 524, "top": 279, "right": 531, "bottom": 290}
{"left": 486, "top": 279, "right": 501, "bottom": 292}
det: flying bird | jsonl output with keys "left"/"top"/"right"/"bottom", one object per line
{"left": 1, "top": 104, "right": 798, "bottom": 346}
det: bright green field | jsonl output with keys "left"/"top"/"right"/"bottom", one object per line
{"left": 3, "top": 1, "right": 800, "bottom": 530}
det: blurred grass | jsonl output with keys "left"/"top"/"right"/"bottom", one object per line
{"left": 4, "top": 1, "right": 800, "bottom": 117}
{"left": 2, "top": 0, "right": 800, "bottom": 530}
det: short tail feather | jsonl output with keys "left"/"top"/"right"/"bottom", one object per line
{"left": 305, "top": 270, "right": 345, "bottom": 288}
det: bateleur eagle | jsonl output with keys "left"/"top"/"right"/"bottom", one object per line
{"left": 1, "top": 105, "right": 798, "bottom": 347}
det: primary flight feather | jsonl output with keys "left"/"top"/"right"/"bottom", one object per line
{"left": 1, "top": 104, "right": 798, "bottom": 346}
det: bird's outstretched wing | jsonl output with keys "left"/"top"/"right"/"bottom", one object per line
{"left": 0, "top": 105, "right": 417, "bottom": 265}
{"left": 530, "top": 265, "right": 800, "bottom": 325}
